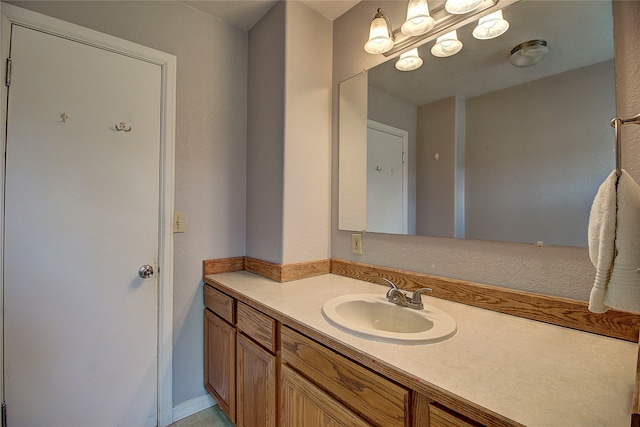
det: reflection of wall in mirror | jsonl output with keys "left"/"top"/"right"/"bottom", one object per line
{"left": 416, "top": 96, "right": 465, "bottom": 239}
{"left": 465, "top": 60, "right": 615, "bottom": 247}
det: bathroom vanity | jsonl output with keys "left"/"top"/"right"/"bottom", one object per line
{"left": 203, "top": 270, "right": 637, "bottom": 427}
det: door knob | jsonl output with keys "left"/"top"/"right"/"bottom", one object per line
{"left": 138, "top": 265, "right": 154, "bottom": 279}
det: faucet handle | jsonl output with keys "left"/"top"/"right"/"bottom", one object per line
{"left": 381, "top": 278, "right": 398, "bottom": 298}
{"left": 408, "top": 288, "right": 433, "bottom": 310}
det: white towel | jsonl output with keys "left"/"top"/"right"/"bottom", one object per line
{"left": 588, "top": 170, "right": 617, "bottom": 313}
{"left": 588, "top": 169, "right": 640, "bottom": 313}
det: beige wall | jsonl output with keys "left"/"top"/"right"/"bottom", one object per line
{"left": 4, "top": 0, "right": 248, "bottom": 408}
{"left": 613, "top": 1, "right": 640, "bottom": 181}
{"left": 331, "top": 1, "right": 640, "bottom": 302}
{"left": 282, "top": 1, "right": 332, "bottom": 264}
{"left": 247, "top": 1, "right": 285, "bottom": 264}
{"left": 247, "top": 1, "right": 332, "bottom": 265}
{"left": 465, "top": 60, "right": 615, "bottom": 246}
{"left": 416, "top": 96, "right": 460, "bottom": 237}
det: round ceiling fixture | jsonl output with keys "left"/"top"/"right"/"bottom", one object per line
{"left": 510, "top": 40, "right": 549, "bottom": 67}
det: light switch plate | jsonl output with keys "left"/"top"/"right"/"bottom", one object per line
{"left": 352, "top": 234, "right": 362, "bottom": 254}
{"left": 173, "top": 213, "right": 185, "bottom": 233}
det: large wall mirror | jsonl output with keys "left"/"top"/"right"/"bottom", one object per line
{"left": 338, "top": 0, "right": 615, "bottom": 248}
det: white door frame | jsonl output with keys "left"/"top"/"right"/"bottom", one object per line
{"left": 367, "top": 119, "right": 409, "bottom": 234}
{"left": 0, "top": 4, "right": 176, "bottom": 426}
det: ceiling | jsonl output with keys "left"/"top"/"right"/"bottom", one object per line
{"left": 182, "top": 0, "right": 360, "bottom": 31}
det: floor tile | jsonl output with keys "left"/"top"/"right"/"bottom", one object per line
{"left": 168, "top": 405, "right": 233, "bottom": 427}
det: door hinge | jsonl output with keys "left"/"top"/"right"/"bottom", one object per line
{"left": 2, "top": 402, "right": 7, "bottom": 427}
{"left": 5, "top": 58, "right": 12, "bottom": 87}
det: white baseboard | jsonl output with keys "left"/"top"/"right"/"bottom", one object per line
{"left": 172, "top": 394, "right": 217, "bottom": 423}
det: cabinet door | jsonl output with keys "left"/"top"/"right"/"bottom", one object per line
{"left": 281, "top": 365, "right": 372, "bottom": 427}
{"left": 237, "top": 333, "right": 277, "bottom": 427}
{"left": 204, "top": 309, "right": 236, "bottom": 423}
{"left": 429, "top": 404, "right": 483, "bottom": 427}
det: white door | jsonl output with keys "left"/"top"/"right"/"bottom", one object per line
{"left": 367, "top": 121, "right": 408, "bottom": 234}
{"left": 4, "top": 25, "right": 161, "bottom": 427}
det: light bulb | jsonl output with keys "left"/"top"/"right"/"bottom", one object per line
{"left": 445, "top": 0, "right": 484, "bottom": 15}
{"left": 364, "top": 9, "right": 394, "bottom": 54}
{"left": 431, "top": 30, "right": 463, "bottom": 57}
{"left": 472, "top": 10, "right": 509, "bottom": 39}
{"left": 395, "top": 48, "right": 423, "bottom": 71}
{"left": 401, "top": 0, "right": 435, "bottom": 36}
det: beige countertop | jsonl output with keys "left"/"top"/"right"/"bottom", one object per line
{"left": 204, "top": 271, "right": 637, "bottom": 427}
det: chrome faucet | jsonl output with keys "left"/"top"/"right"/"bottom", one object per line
{"left": 382, "top": 278, "right": 432, "bottom": 310}
{"left": 382, "top": 278, "right": 408, "bottom": 306}
{"left": 408, "top": 288, "right": 433, "bottom": 310}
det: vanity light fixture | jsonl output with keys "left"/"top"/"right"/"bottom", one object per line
{"left": 364, "top": 0, "right": 506, "bottom": 57}
{"left": 395, "top": 48, "right": 423, "bottom": 71}
{"left": 364, "top": 8, "right": 394, "bottom": 54}
{"left": 472, "top": 10, "right": 509, "bottom": 39}
{"left": 401, "top": 0, "right": 435, "bottom": 36}
{"left": 431, "top": 30, "right": 463, "bottom": 57}
{"left": 509, "top": 39, "right": 548, "bottom": 67}
{"left": 445, "top": 0, "right": 484, "bottom": 15}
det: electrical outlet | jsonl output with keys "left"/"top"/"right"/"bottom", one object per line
{"left": 352, "top": 234, "right": 363, "bottom": 254}
{"left": 173, "top": 213, "right": 185, "bottom": 233}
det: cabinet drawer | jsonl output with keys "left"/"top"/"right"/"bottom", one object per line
{"left": 281, "top": 326, "right": 408, "bottom": 427}
{"left": 237, "top": 302, "right": 277, "bottom": 353}
{"left": 429, "top": 404, "right": 483, "bottom": 427}
{"left": 204, "top": 285, "right": 235, "bottom": 324}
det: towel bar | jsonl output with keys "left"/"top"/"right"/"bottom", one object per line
{"left": 611, "top": 113, "right": 640, "bottom": 176}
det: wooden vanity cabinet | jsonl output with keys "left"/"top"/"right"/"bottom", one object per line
{"left": 281, "top": 364, "right": 372, "bottom": 427}
{"left": 204, "top": 282, "right": 498, "bottom": 427}
{"left": 204, "top": 307, "right": 236, "bottom": 423}
{"left": 204, "top": 285, "right": 278, "bottom": 427}
{"left": 428, "top": 404, "right": 484, "bottom": 427}
{"left": 236, "top": 302, "right": 278, "bottom": 427}
{"left": 281, "top": 325, "right": 408, "bottom": 427}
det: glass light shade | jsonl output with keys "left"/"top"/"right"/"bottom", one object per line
{"left": 510, "top": 40, "right": 548, "bottom": 67}
{"left": 401, "top": 0, "right": 435, "bottom": 36}
{"left": 445, "top": 0, "right": 484, "bottom": 14}
{"left": 395, "top": 48, "right": 423, "bottom": 71}
{"left": 364, "top": 13, "right": 394, "bottom": 54}
{"left": 431, "top": 30, "right": 463, "bottom": 57}
{"left": 472, "top": 10, "right": 509, "bottom": 39}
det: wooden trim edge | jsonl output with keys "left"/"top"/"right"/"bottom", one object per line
{"left": 281, "top": 259, "right": 331, "bottom": 282}
{"left": 203, "top": 257, "right": 245, "bottom": 276}
{"left": 245, "top": 257, "right": 331, "bottom": 282}
{"left": 330, "top": 259, "right": 640, "bottom": 342}
{"left": 204, "top": 257, "right": 331, "bottom": 283}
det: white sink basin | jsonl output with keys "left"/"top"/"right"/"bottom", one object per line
{"left": 322, "top": 293, "right": 457, "bottom": 344}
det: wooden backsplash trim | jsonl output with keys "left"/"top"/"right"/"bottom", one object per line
{"left": 280, "top": 259, "right": 331, "bottom": 282}
{"left": 203, "top": 257, "right": 245, "bottom": 276}
{"left": 204, "top": 257, "right": 331, "bottom": 282}
{"left": 245, "top": 257, "right": 330, "bottom": 282}
{"left": 331, "top": 259, "right": 640, "bottom": 342}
